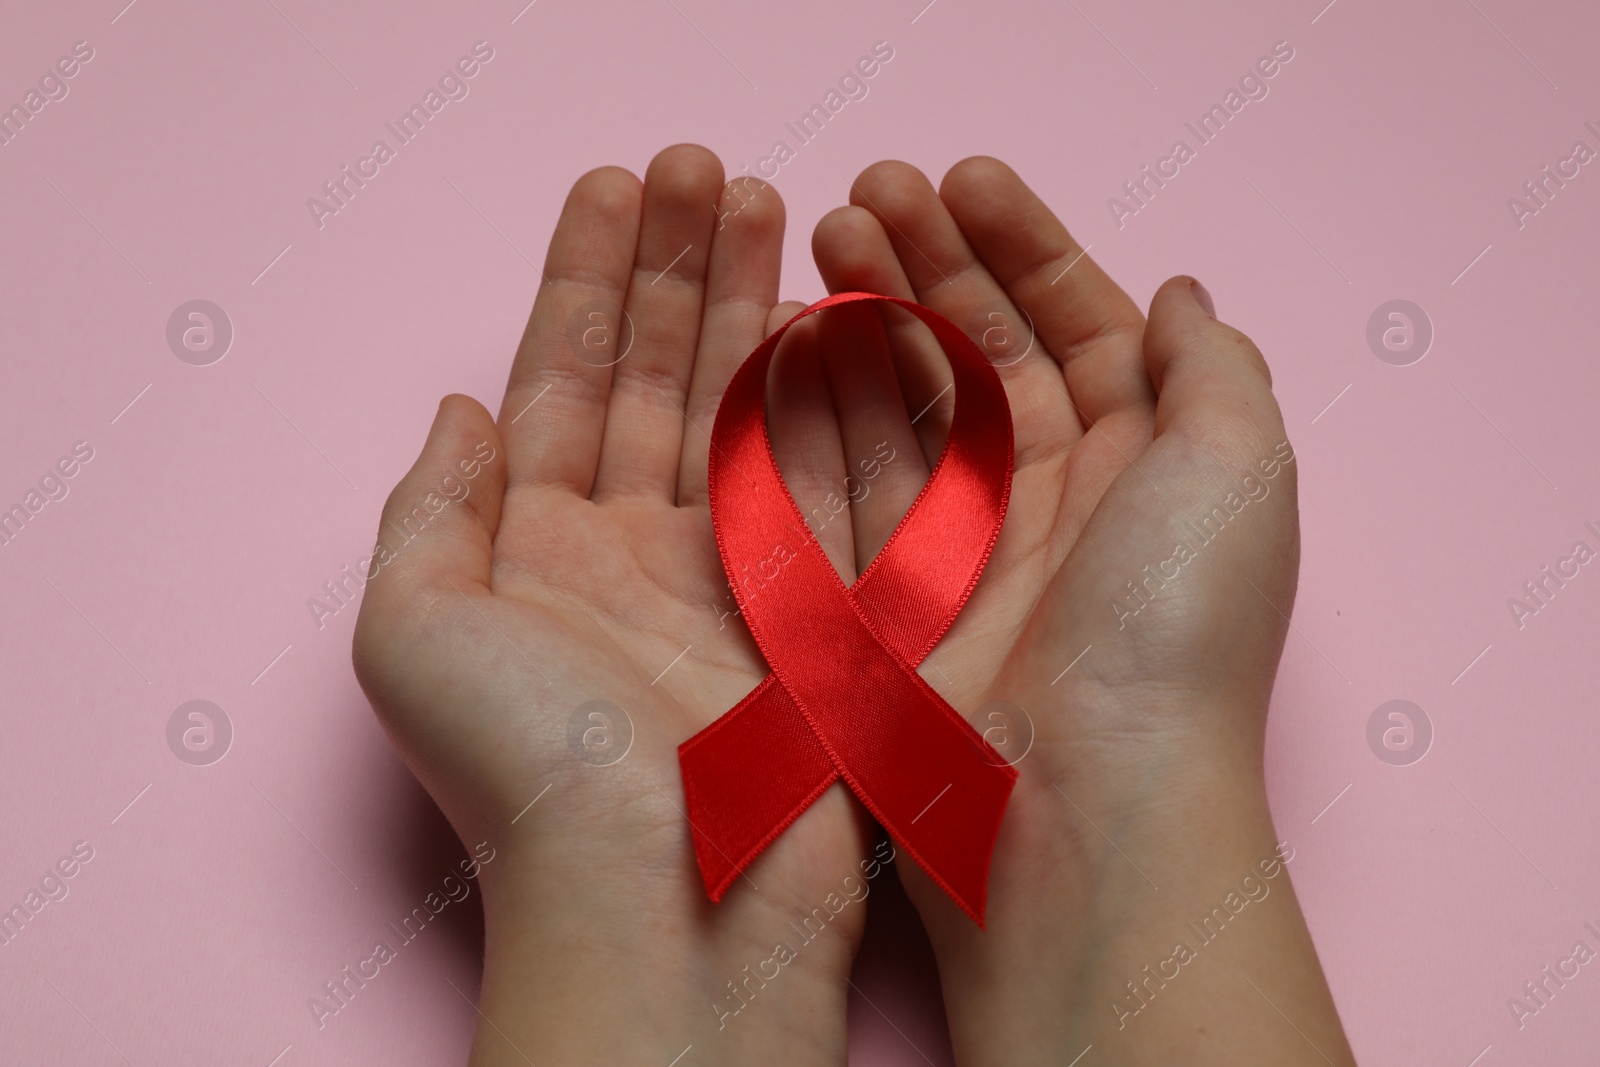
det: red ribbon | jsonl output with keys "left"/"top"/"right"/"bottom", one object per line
{"left": 679, "top": 292, "right": 1018, "bottom": 926}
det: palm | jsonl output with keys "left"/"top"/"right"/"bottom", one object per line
{"left": 470, "top": 486, "right": 875, "bottom": 886}
{"left": 916, "top": 446, "right": 1115, "bottom": 706}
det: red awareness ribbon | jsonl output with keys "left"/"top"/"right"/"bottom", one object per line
{"left": 678, "top": 291, "right": 1018, "bottom": 926}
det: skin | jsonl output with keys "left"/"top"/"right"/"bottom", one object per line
{"left": 353, "top": 144, "right": 1357, "bottom": 1065}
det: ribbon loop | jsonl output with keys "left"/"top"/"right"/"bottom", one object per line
{"left": 679, "top": 292, "right": 1017, "bottom": 925}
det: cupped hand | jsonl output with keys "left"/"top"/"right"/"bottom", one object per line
{"left": 352, "top": 145, "right": 878, "bottom": 1067}
{"left": 807, "top": 157, "right": 1355, "bottom": 1065}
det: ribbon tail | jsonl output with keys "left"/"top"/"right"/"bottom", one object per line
{"left": 881, "top": 756, "right": 1016, "bottom": 927}
{"left": 677, "top": 675, "right": 839, "bottom": 901}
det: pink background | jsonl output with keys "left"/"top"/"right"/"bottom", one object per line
{"left": 3, "top": 0, "right": 1598, "bottom": 1062}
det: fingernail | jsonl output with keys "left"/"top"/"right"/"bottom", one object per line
{"left": 1188, "top": 279, "right": 1215, "bottom": 318}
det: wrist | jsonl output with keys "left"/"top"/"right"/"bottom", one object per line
{"left": 929, "top": 743, "right": 1280, "bottom": 1056}
{"left": 467, "top": 838, "right": 862, "bottom": 1067}
{"left": 913, "top": 695, "right": 1352, "bottom": 1066}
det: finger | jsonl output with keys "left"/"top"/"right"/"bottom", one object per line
{"left": 677, "top": 177, "right": 786, "bottom": 508}
{"left": 766, "top": 300, "right": 808, "bottom": 336}
{"left": 1143, "top": 276, "right": 1284, "bottom": 448}
{"left": 592, "top": 144, "right": 725, "bottom": 504}
{"left": 849, "top": 161, "right": 1083, "bottom": 460}
{"left": 938, "top": 157, "right": 1152, "bottom": 427}
{"left": 813, "top": 301, "right": 930, "bottom": 568}
{"left": 811, "top": 205, "right": 950, "bottom": 470}
{"left": 767, "top": 317, "right": 856, "bottom": 583}
{"left": 499, "top": 166, "right": 642, "bottom": 497}
{"left": 358, "top": 395, "right": 506, "bottom": 639}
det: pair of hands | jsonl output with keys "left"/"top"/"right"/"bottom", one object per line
{"left": 352, "top": 145, "right": 1356, "bottom": 1065}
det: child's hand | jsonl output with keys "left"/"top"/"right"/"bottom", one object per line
{"left": 352, "top": 145, "right": 875, "bottom": 1067}
{"left": 808, "top": 158, "right": 1356, "bottom": 1065}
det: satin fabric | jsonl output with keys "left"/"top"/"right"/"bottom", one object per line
{"left": 678, "top": 292, "right": 1018, "bottom": 925}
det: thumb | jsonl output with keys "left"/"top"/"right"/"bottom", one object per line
{"left": 1140, "top": 276, "right": 1300, "bottom": 624}
{"left": 1143, "top": 275, "right": 1284, "bottom": 452}
{"left": 356, "top": 394, "right": 506, "bottom": 639}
